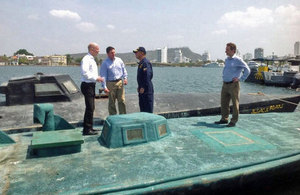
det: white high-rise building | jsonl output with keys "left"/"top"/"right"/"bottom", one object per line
{"left": 174, "top": 49, "right": 183, "bottom": 63}
{"left": 202, "top": 51, "right": 210, "bottom": 61}
{"left": 161, "top": 47, "right": 168, "bottom": 63}
{"left": 294, "top": 41, "right": 300, "bottom": 56}
{"left": 254, "top": 48, "right": 264, "bottom": 59}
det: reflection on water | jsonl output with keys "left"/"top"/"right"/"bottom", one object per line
{"left": 0, "top": 66, "right": 299, "bottom": 102}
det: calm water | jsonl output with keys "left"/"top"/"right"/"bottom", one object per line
{"left": 0, "top": 65, "right": 299, "bottom": 102}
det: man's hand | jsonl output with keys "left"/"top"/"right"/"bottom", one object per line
{"left": 124, "top": 79, "right": 128, "bottom": 85}
{"left": 232, "top": 77, "right": 239, "bottom": 82}
{"left": 139, "top": 88, "right": 144, "bottom": 94}
{"left": 96, "top": 76, "right": 104, "bottom": 82}
{"left": 104, "top": 88, "right": 110, "bottom": 93}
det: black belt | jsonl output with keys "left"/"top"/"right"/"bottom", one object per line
{"left": 82, "top": 82, "right": 95, "bottom": 84}
{"left": 223, "top": 81, "right": 233, "bottom": 84}
{"left": 107, "top": 79, "right": 122, "bottom": 82}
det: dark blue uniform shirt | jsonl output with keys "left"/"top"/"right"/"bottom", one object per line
{"left": 137, "top": 58, "right": 153, "bottom": 94}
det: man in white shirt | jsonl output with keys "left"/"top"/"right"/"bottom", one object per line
{"left": 80, "top": 43, "right": 103, "bottom": 135}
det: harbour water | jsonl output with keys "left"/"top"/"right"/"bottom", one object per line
{"left": 0, "top": 65, "right": 299, "bottom": 105}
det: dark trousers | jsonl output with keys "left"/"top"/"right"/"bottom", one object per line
{"left": 139, "top": 93, "right": 154, "bottom": 113}
{"left": 81, "top": 82, "right": 95, "bottom": 132}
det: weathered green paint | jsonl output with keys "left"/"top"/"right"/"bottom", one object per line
{"left": 100, "top": 112, "right": 170, "bottom": 148}
{"left": 1, "top": 112, "right": 300, "bottom": 194}
{"left": 33, "top": 103, "right": 75, "bottom": 131}
{"left": 30, "top": 129, "right": 83, "bottom": 157}
{"left": 191, "top": 128, "right": 276, "bottom": 153}
{"left": 33, "top": 103, "right": 55, "bottom": 131}
{"left": 31, "top": 129, "right": 83, "bottom": 149}
{"left": 0, "top": 130, "right": 15, "bottom": 146}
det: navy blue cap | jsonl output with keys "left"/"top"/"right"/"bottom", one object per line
{"left": 133, "top": 47, "right": 146, "bottom": 54}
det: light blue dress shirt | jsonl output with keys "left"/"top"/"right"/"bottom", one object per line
{"left": 222, "top": 55, "right": 250, "bottom": 82}
{"left": 100, "top": 57, "right": 128, "bottom": 89}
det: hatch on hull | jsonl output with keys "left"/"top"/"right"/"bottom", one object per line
{"left": 0, "top": 73, "right": 82, "bottom": 106}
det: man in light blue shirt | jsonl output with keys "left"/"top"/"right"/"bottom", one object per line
{"left": 100, "top": 46, "right": 128, "bottom": 115}
{"left": 215, "top": 42, "right": 250, "bottom": 127}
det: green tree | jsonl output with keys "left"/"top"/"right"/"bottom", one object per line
{"left": 66, "top": 54, "right": 73, "bottom": 65}
{"left": 18, "top": 57, "right": 29, "bottom": 65}
{"left": 14, "top": 49, "right": 34, "bottom": 56}
{"left": 75, "top": 57, "right": 83, "bottom": 65}
{"left": 217, "top": 59, "right": 224, "bottom": 63}
{"left": 94, "top": 57, "right": 103, "bottom": 65}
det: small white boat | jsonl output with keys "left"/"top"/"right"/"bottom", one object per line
{"left": 202, "top": 62, "right": 224, "bottom": 68}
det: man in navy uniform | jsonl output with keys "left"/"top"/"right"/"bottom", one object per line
{"left": 133, "top": 47, "right": 154, "bottom": 113}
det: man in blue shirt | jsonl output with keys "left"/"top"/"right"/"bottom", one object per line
{"left": 133, "top": 47, "right": 154, "bottom": 113}
{"left": 215, "top": 42, "right": 250, "bottom": 127}
{"left": 100, "top": 46, "right": 128, "bottom": 115}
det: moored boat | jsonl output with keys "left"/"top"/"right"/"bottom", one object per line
{"left": 245, "top": 57, "right": 300, "bottom": 87}
{"left": 262, "top": 71, "right": 298, "bottom": 87}
{"left": 202, "top": 62, "right": 224, "bottom": 68}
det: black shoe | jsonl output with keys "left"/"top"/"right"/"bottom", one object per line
{"left": 83, "top": 130, "right": 99, "bottom": 136}
{"left": 91, "top": 129, "right": 100, "bottom": 131}
{"left": 214, "top": 120, "right": 228, "bottom": 124}
{"left": 226, "top": 122, "right": 236, "bottom": 127}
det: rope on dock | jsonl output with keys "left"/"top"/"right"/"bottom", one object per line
{"left": 248, "top": 92, "right": 300, "bottom": 106}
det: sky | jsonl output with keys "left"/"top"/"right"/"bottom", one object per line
{"left": 0, "top": 0, "right": 300, "bottom": 60}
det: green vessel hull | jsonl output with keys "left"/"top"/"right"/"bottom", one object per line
{"left": 1, "top": 112, "right": 300, "bottom": 194}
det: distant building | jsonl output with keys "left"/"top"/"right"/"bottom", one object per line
{"left": 202, "top": 51, "right": 210, "bottom": 61}
{"left": 0, "top": 56, "right": 8, "bottom": 66}
{"left": 294, "top": 41, "right": 300, "bottom": 56}
{"left": 243, "top": 53, "right": 253, "bottom": 61}
{"left": 50, "top": 55, "right": 67, "bottom": 66}
{"left": 156, "top": 49, "right": 161, "bottom": 63}
{"left": 8, "top": 56, "right": 18, "bottom": 65}
{"left": 36, "top": 55, "right": 67, "bottom": 66}
{"left": 15, "top": 54, "right": 34, "bottom": 65}
{"left": 0, "top": 62, "right": 5, "bottom": 66}
{"left": 161, "top": 47, "right": 168, "bottom": 63}
{"left": 37, "top": 56, "right": 51, "bottom": 65}
{"left": 156, "top": 47, "right": 168, "bottom": 63}
{"left": 174, "top": 49, "right": 183, "bottom": 63}
{"left": 254, "top": 48, "right": 264, "bottom": 59}
{"left": 16, "top": 54, "right": 34, "bottom": 60}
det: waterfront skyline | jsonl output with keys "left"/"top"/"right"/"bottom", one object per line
{"left": 0, "top": 0, "right": 300, "bottom": 60}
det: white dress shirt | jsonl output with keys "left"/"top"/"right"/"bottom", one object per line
{"left": 80, "top": 53, "right": 99, "bottom": 83}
